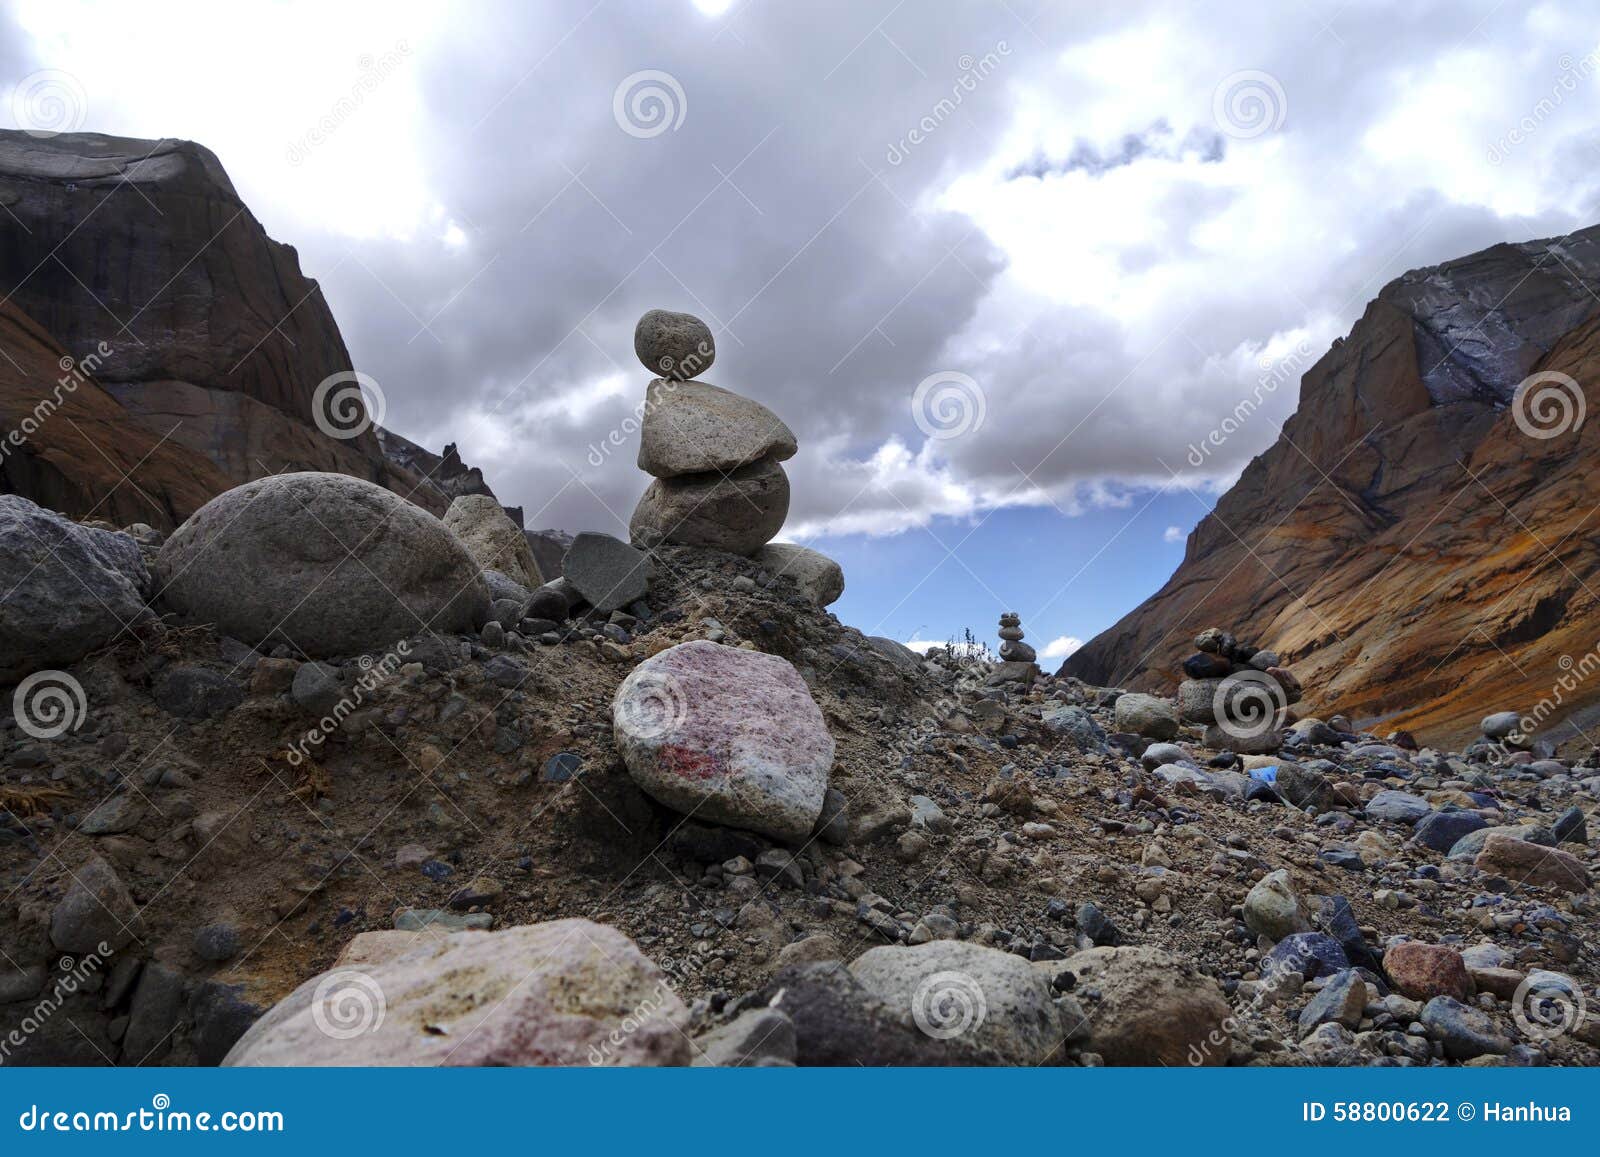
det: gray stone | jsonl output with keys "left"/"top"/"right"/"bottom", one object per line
{"left": 0, "top": 494, "right": 150, "bottom": 681}
{"left": 188, "top": 980, "right": 264, "bottom": 1066}
{"left": 1412, "top": 809, "right": 1488, "bottom": 853}
{"left": 751, "top": 543, "right": 843, "bottom": 606}
{"left": 50, "top": 855, "right": 139, "bottom": 953}
{"left": 1553, "top": 806, "right": 1587, "bottom": 844}
{"left": 193, "top": 923, "right": 241, "bottom": 962}
{"left": 1243, "top": 868, "right": 1309, "bottom": 941}
{"left": 481, "top": 569, "right": 532, "bottom": 606}
{"left": 1298, "top": 969, "right": 1366, "bottom": 1036}
{"left": 1481, "top": 711, "right": 1522, "bottom": 740}
{"left": 525, "top": 582, "right": 572, "bottom": 620}
{"left": 290, "top": 661, "right": 342, "bottom": 716}
{"left": 1176, "top": 678, "right": 1223, "bottom": 724}
{"left": 813, "top": 788, "right": 849, "bottom": 845}
{"left": 443, "top": 494, "right": 543, "bottom": 588}
{"left": 1113, "top": 692, "right": 1179, "bottom": 740}
{"left": 637, "top": 379, "right": 797, "bottom": 479}
{"left": 0, "top": 964, "right": 46, "bottom": 1004}
{"left": 156, "top": 473, "right": 490, "bottom": 657}
{"left": 691, "top": 1007, "right": 796, "bottom": 1067}
{"left": 634, "top": 309, "right": 715, "bottom": 380}
{"left": 123, "top": 962, "right": 185, "bottom": 1064}
{"left": 1366, "top": 789, "right": 1433, "bottom": 824}
{"left": 562, "top": 533, "right": 652, "bottom": 613}
{"left": 629, "top": 457, "right": 790, "bottom": 556}
{"left": 1041, "top": 705, "right": 1107, "bottom": 750}
{"left": 910, "top": 795, "right": 951, "bottom": 833}
{"left": 77, "top": 794, "right": 144, "bottom": 836}
{"left": 1421, "top": 996, "right": 1512, "bottom": 1059}
{"left": 152, "top": 665, "right": 243, "bottom": 720}
{"left": 392, "top": 908, "right": 493, "bottom": 932}
{"left": 850, "top": 940, "right": 1068, "bottom": 1065}
{"left": 1140, "top": 742, "right": 1189, "bottom": 770}
{"left": 1274, "top": 763, "right": 1334, "bottom": 810}
{"left": 865, "top": 635, "right": 922, "bottom": 673}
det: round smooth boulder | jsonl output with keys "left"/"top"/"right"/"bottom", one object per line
{"left": 0, "top": 495, "right": 150, "bottom": 681}
{"left": 752, "top": 543, "right": 844, "bottom": 607}
{"left": 442, "top": 494, "right": 543, "bottom": 589}
{"left": 849, "top": 940, "right": 1067, "bottom": 1065}
{"left": 225, "top": 919, "right": 689, "bottom": 1066}
{"left": 629, "top": 457, "right": 789, "bottom": 556}
{"left": 1383, "top": 941, "right": 1471, "bottom": 1001}
{"left": 637, "top": 379, "right": 796, "bottom": 479}
{"left": 1060, "top": 946, "right": 1232, "bottom": 1066}
{"left": 634, "top": 309, "right": 715, "bottom": 380}
{"left": 1481, "top": 711, "right": 1522, "bottom": 739}
{"left": 1112, "top": 692, "right": 1179, "bottom": 740}
{"left": 613, "top": 640, "right": 833, "bottom": 842}
{"left": 155, "top": 473, "right": 490, "bottom": 657}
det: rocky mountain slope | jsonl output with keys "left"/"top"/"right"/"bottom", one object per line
{"left": 0, "top": 130, "right": 503, "bottom": 528}
{"left": 1064, "top": 226, "right": 1600, "bottom": 750}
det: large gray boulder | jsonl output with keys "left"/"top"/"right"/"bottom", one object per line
{"left": 634, "top": 309, "right": 715, "bottom": 380}
{"left": 629, "top": 457, "right": 789, "bottom": 555}
{"left": 849, "top": 940, "right": 1067, "bottom": 1065}
{"left": 50, "top": 855, "right": 139, "bottom": 953}
{"left": 155, "top": 472, "right": 490, "bottom": 657}
{"left": 225, "top": 920, "right": 689, "bottom": 1066}
{"left": 613, "top": 640, "right": 833, "bottom": 842}
{"left": 637, "top": 379, "right": 797, "bottom": 479}
{"left": 562, "top": 532, "right": 651, "bottom": 612}
{"left": 442, "top": 494, "right": 543, "bottom": 588}
{"left": 1113, "top": 692, "right": 1179, "bottom": 740}
{"left": 753, "top": 543, "right": 844, "bottom": 606}
{"left": 0, "top": 495, "right": 150, "bottom": 681}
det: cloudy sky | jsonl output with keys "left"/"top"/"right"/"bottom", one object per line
{"left": 5, "top": 0, "right": 1599, "bottom": 655}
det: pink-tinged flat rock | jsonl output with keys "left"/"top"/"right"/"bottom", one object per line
{"left": 613, "top": 640, "right": 833, "bottom": 842}
{"left": 1383, "top": 941, "right": 1472, "bottom": 1001}
{"left": 1474, "top": 833, "right": 1592, "bottom": 893}
{"left": 224, "top": 919, "right": 689, "bottom": 1067}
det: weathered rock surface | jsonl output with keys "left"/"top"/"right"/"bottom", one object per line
{"left": 442, "top": 494, "right": 543, "bottom": 588}
{"left": 849, "top": 940, "right": 1066, "bottom": 1065}
{"left": 225, "top": 920, "right": 689, "bottom": 1066}
{"left": 0, "top": 495, "right": 150, "bottom": 680}
{"left": 613, "top": 640, "right": 833, "bottom": 842}
{"left": 1474, "top": 832, "right": 1592, "bottom": 893}
{"left": 562, "top": 532, "right": 652, "bottom": 612}
{"left": 1060, "top": 946, "right": 1232, "bottom": 1066}
{"left": 50, "top": 856, "right": 138, "bottom": 953}
{"left": 629, "top": 457, "right": 790, "bottom": 555}
{"left": 1063, "top": 224, "right": 1600, "bottom": 747}
{"left": 634, "top": 309, "right": 715, "bottom": 380}
{"left": 752, "top": 543, "right": 845, "bottom": 606}
{"left": 638, "top": 379, "right": 797, "bottom": 479}
{"left": 155, "top": 472, "right": 489, "bottom": 656}
{"left": 1112, "top": 692, "right": 1179, "bottom": 740}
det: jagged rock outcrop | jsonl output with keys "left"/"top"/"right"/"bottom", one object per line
{"left": 1064, "top": 225, "right": 1600, "bottom": 747}
{"left": 0, "top": 130, "right": 486, "bottom": 521}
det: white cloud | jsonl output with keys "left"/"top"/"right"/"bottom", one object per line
{"left": 1039, "top": 635, "right": 1084, "bottom": 660}
{"left": 1163, "top": 525, "right": 1184, "bottom": 543}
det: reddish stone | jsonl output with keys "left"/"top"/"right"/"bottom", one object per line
{"left": 1383, "top": 941, "right": 1472, "bottom": 1002}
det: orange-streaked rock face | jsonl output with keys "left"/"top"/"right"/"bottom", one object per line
{"left": 1065, "top": 226, "right": 1600, "bottom": 750}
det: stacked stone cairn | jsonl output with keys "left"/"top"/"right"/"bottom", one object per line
{"left": 1175, "top": 626, "right": 1303, "bottom": 754}
{"left": 627, "top": 309, "right": 797, "bottom": 556}
{"left": 997, "top": 612, "right": 1035, "bottom": 663}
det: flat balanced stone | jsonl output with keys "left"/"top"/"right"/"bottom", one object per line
{"left": 562, "top": 532, "right": 652, "bottom": 612}
{"left": 638, "top": 379, "right": 796, "bottom": 479}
